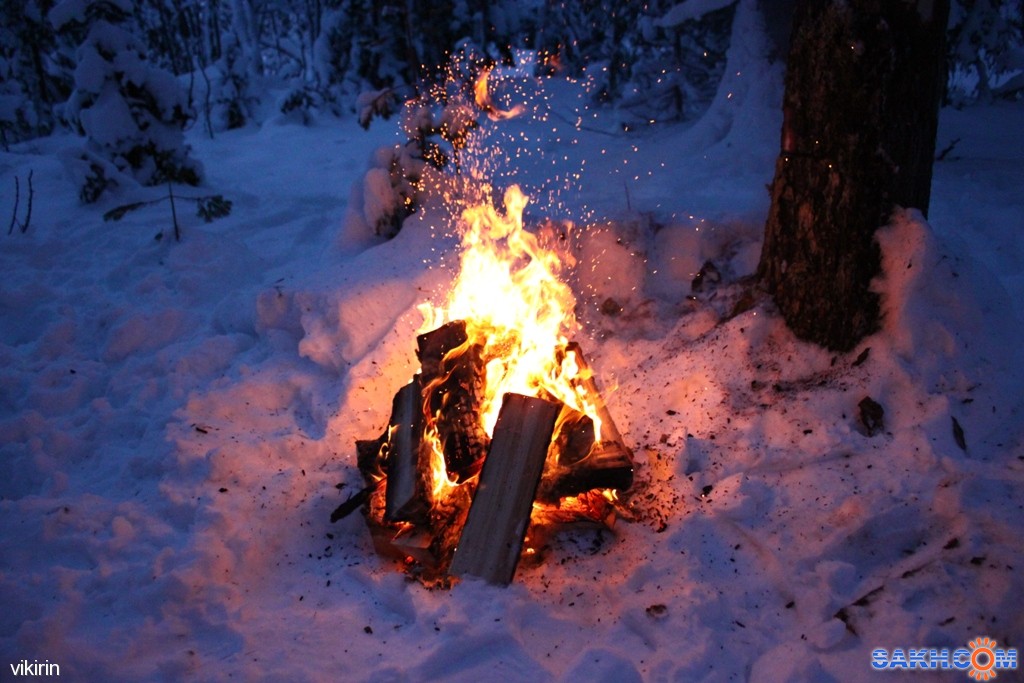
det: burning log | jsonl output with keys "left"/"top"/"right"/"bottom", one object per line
{"left": 341, "top": 323, "right": 635, "bottom": 585}
{"left": 562, "top": 342, "right": 628, "bottom": 446}
{"left": 537, "top": 407, "right": 634, "bottom": 502}
{"left": 417, "top": 322, "right": 490, "bottom": 479}
{"left": 536, "top": 344, "right": 634, "bottom": 501}
{"left": 416, "top": 320, "right": 468, "bottom": 381}
{"left": 384, "top": 377, "right": 429, "bottom": 523}
{"left": 449, "top": 393, "right": 562, "bottom": 585}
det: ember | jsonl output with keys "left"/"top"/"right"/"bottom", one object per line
{"left": 339, "top": 183, "right": 634, "bottom": 586}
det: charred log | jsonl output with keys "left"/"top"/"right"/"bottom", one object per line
{"left": 537, "top": 407, "right": 633, "bottom": 501}
{"left": 425, "top": 482, "right": 474, "bottom": 580}
{"left": 537, "top": 343, "right": 635, "bottom": 500}
{"left": 419, "top": 321, "right": 490, "bottom": 479}
{"left": 416, "top": 320, "right": 468, "bottom": 381}
{"left": 356, "top": 435, "right": 386, "bottom": 484}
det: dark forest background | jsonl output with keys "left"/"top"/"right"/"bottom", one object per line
{"left": 1, "top": 0, "right": 1021, "bottom": 201}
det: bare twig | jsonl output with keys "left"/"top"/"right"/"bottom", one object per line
{"left": 168, "top": 183, "right": 181, "bottom": 242}
{"left": 936, "top": 137, "right": 961, "bottom": 161}
{"left": 7, "top": 175, "right": 19, "bottom": 235}
{"left": 194, "top": 54, "right": 214, "bottom": 139}
{"left": 22, "top": 170, "right": 33, "bottom": 234}
{"left": 6, "top": 171, "right": 32, "bottom": 235}
{"left": 104, "top": 191, "right": 232, "bottom": 226}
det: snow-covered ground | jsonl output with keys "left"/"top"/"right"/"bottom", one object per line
{"left": 2, "top": 68, "right": 1022, "bottom": 681}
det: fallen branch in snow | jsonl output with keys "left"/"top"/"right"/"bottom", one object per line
{"left": 103, "top": 188, "right": 233, "bottom": 240}
{"left": 951, "top": 416, "right": 967, "bottom": 451}
{"left": 7, "top": 170, "right": 33, "bottom": 235}
{"left": 330, "top": 480, "right": 382, "bottom": 523}
{"left": 935, "top": 137, "right": 961, "bottom": 161}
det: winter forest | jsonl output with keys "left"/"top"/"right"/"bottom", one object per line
{"left": 2, "top": 0, "right": 1024, "bottom": 680}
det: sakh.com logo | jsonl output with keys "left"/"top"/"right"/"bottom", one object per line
{"left": 872, "top": 637, "right": 1018, "bottom": 679}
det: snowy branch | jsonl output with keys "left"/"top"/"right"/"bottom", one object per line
{"left": 656, "top": 0, "right": 738, "bottom": 28}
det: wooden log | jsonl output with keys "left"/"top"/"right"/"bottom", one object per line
{"left": 426, "top": 482, "right": 474, "bottom": 579}
{"left": 418, "top": 321, "right": 490, "bottom": 479}
{"left": 384, "top": 377, "right": 429, "bottom": 523}
{"left": 561, "top": 342, "right": 628, "bottom": 446}
{"left": 416, "top": 320, "right": 468, "bottom": 382}
{"left": 533, "top": 345, "right": 634, "bottom": 500}
{"left": 537, "top": 407, "right": 633, "bottom": 501}
{"left": 449, "top": 393, "right": 561, "bottom": 585}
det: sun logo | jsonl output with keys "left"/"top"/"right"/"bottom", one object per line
{"left": 968, "top": 637, "right": 1000, "bottom": 681}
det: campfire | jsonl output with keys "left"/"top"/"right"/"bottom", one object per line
{"left": 334, "top": 67, "right": 634, "bottom": 586}
{"left": 334, "top": 185, "right": 634, "bottom": 586}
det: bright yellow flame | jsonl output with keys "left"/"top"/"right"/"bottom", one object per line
{"left": 424, "top": 420, "right": 456, "bottom": 500}
{"left": 420, "top": 185, "right": 602, "bottom": 438}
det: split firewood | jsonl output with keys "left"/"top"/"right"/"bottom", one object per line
{"left": 384, "top": 377, "right": 430, "bottom": 523}
{"left": 426, "top": 483, "right": 474, "bottom": 581}
{"left": 536, "top": 343, "right": 635, "bottom": 501}
{"left": 450, "top": 393, "right": 562, "bottom": 585}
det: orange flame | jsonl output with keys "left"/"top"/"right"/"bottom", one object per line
{"left": 424, "top": 420, "right": 455, "bottom": 500}
{"left": 474, "top": 66, "right": 524, "bottom": 121}
{"left": 420, "top": 185, "right": 602, "bottom": 441}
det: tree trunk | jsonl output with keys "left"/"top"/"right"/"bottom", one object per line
{"left": 757, "top": 0, "right": 949, "bottom": 352}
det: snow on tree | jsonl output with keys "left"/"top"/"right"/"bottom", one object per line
{"left": 0, "top": 0, "right": 70, "bottom": 147}
{"left": 209, "top": 28, "right": 255, "bottom": 130}
{"left": 50, "top": 0, "right": 201, "bottom": 202}
{"left": 948, "top": 0, "right": 1024, "bottom": 102}
{"left": 315, "top": 0, "right": 532, "bottom": 116}
{"left": 535, "top": 0, "right": 736, "bottom": 128}
{"left": 617, "top": 0, "right": 735, "bottom": 126}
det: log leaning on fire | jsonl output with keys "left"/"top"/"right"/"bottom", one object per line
{"left": 416, "top": 321, "right": 490, "bottom": 479}
{"left": 537, "top": 407, "right": 634, "bottom": 502}
{"left": 450, "top": 393, "right": 562, "bottom": 585}
{"left": 536, "top": 343, "right": 634, "bottom": 501}
{"left": 384, "top": 377, "right": 429, "bottom": 523}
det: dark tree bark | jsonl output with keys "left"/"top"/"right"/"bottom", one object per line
{"left": 757, "top": 0, "right": 950, "bottom": 351}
